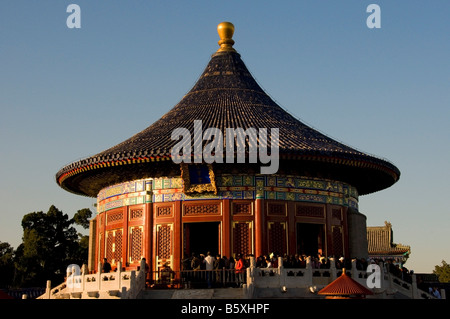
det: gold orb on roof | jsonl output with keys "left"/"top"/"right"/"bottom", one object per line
{"left": 217, "top": 22, "right": 236, "bottom": 52}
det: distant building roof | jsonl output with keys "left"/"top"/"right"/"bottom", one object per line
{"left": 367, "top": 221, "right": 410, "bottom": 259}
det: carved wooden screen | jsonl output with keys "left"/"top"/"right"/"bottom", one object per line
{"left": 184, "top": 204, "right": 221, "bottom": 216}
{"left": 232, "top": 202, "right": 252, "bottom": 215}
{"left": 232, "top": 221, "right": 252, "bottom": 257}
{"left": 267, "top": 203, "right": 286, "bottom": 216}
{"left": 332, "top": 226, "right": 344, "bottom": 258}
{"left": 296, "top": 204, "right": 325, "bottom": 218}
{"left": 106, "top": 229, "right": 123, "bottom": 265}
{"left": 156, "top": 224, "right": 173, "bottom": 269}
{"left": 268, "top": 222, "right": 287, "bottom": 255}
{"left": 129, "top": 226, "right": 143, "bottom": 264}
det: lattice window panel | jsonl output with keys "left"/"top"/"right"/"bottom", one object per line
{"left": 107, "top": 211, "right": 123, "bottom": 225}
{"left": 233, "top": 203, "right": 252, "bottom": 215}
{"left": 296, "top": 205, "right": 324, "bottom": 218}
{"left": 130, "top": 209, "right": 143, "bottom": 220}
{"left": 114, "top": 230, "right": 123, "bottom": 264}
{"left": 184, "top": 204, "right": 220, "bottom": 216}
{"left": 157, "top": 224, "right": 172, "bottom": 260}
{"left": 268, "top": 203, "right": 285, "bottom": 216}
{"left": 106, "top": 229, "right": 123, "bottom": 265}
{"left": 332, "top": 226, "right": 344, "bottom": 257}
{"left": 106, "top": 231, "right": 114, "bottom": 263}
{"left": 332, "top": 208, "right": 342, "bottom": 221}
{"left": 157, "top": 206, "right": 172, "bottom": 217}
{"left": 129, "top": 226, "right": 143, "bottom": 264}
{"left": 268, "top": 222, "right": 287, "bottom": 255}
{"left": 233, "top": 222, "right": 251, "bottom": 257}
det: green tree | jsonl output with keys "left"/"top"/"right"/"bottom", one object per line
{"left": 0, "top": 241, "right": 15, "bottom": 288}
{"left": 71, "top": 208, "right": 92, "bottom": 263}
{"left": 13, "top": 205, "right": 93, "bottom": 287}
{"left": 433, "top": 260, "right": 450, "bottom": 283}
{"left": 73, "top": 208, "right": 92, "bottom": 229}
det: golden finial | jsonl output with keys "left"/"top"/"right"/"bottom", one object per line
{"left": 216, "top": 22, "right": 236, "bottom": 52}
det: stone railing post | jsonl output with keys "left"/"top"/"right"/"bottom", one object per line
{"left": 411, "top": 274, "right": 418, "bottom": 299}
{"left": 116, "top": 261, "right": 122, "bottom": 291}
{"left": 329, "top": 257, "right": 337, "bottom": 280}
{"left": 278, "top": 256, "right": 285, "bottom": 289}
{"left": 140, "top": 259, "right": 146, "bottom": 278}
{"left": 245, "top": 267, "right": 254, "bottom": 299}
{"left": 306, "top": 256, "right": 311, "bottom": 269}
{"left": 129, "top": 270, "right": 136, "bottom": 299}
{"left": 351, "top": 259, "right": 357, "bottom": 278}
{"left": 45, "top": 280, "right": 52, "bottom": 299}
{"left": 245, "top": 256, "right": 256, "bottom": 298}
{"left": 97, "top": 262, "right": 102, "bottom": 291}
{"left": 139, "top": 258, "right": 147, "bottom": 289}
{"left": 81, "top": 264, "right": 87, "bottom": 291}
{"left": 278, "top": 257, "right": 283, "bottom": 274}
{"left": 381, "top": 261, "right": 393, "bottom": 295}
{"left": 305, "top": 256, "right": 313, "bottom": 286}
{"left": 249, "top": 256, "right": 255, "bottom": 279}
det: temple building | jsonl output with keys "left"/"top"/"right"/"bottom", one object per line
{"left": 55, "top": 22, "right": 400, "bottom": 276}
{"left": 367, "top": 221, "right": 410, "bottom": 264}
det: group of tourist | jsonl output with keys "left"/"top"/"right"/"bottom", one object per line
{"left": 181, "top": 252, "right": 247, "bottom": 288}
{"left": 101, "top": 251, "right": 416, "bottom": 290}
{"left": 101, "top": 252, "right": 443, "bottom": 298}
{"left": 255, "top": 252, "right": 355, "bottom": 270}
{"left": 182, "top": 251, "right": 409, "bottom": 275}
{"left": 103, "top": 251, "right": 413, "bottom": 284}
{"left": 182, "top": 252, "right": 239, "bottom": 272}
{"left": 253, "top": 252, "right": 417, "bottom": 284}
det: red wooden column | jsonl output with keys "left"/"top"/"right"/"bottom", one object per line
{"left": 288, "top": 201, "right": 296, "bottom": 256}
{"left": 173, "top": 200, "right": 182, "bottom": 273}
{"left": 254, "top": 198, "right": 264, "bottom": 257}
{"left": 145, "top": 202, "right": 153, "bottom": 272}
{"left": 342, "top": 207, "right": 350, "bottom": 258}
{"left": 94, "top": 214, "right": 101, "bottom": 272}
{"left": 222, "top": 199, "right": 231, "bottom": 258}
{"left": 326, "top": 204, "right": 332, "bottom": 257}
{"left": 88, "top": 217, "right": 97, "bottom": 273}
{"left": 121, "top": 206, "right": 128, "bottom": 269}
{"left": 99, "top": 212, "right": 107, "bottom": 271}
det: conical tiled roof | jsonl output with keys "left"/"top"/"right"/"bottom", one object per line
{"left": 56, "top": 22, "right": 400, "bottom": 197}
{"left": 318, "top": 270, "right": 374, "bottom": 298}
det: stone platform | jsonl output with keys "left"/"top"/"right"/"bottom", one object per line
{"left": 139, "top": 288, "right": 244, "bottom": 299}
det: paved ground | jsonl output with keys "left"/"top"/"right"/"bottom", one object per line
{"left": 139, "top": 288, "right": 244, "bottom": 299}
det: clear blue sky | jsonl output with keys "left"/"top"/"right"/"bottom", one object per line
{"left": 1, "top": 1, "right": 449, "bottom": 274}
